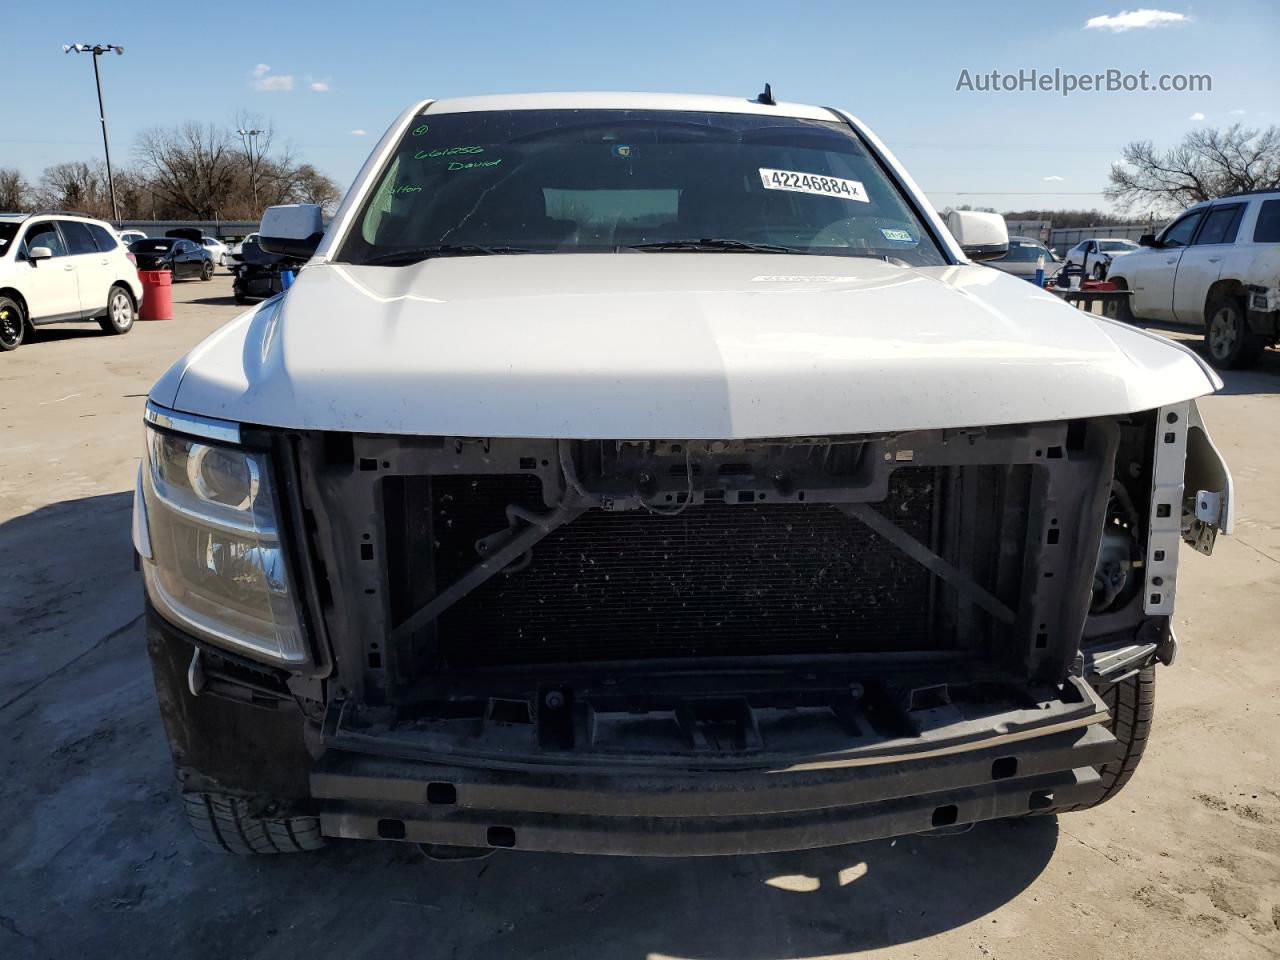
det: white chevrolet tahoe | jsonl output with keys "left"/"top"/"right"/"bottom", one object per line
{"left": 1106, "top": 190, "right": 1280, "bottom": 369}
{"left": 135, "top": 92, "right": 1233, "bottom": 859}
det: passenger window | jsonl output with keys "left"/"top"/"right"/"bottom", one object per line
{"left": 1159, "top": 213, "right": 1203, "bottom": 249}
{"left": 22, "top": 222, "right": 67, "bottom": 258}
{"left": 87, "top": 223, "right": 118, "bottom": 251}
{"left": 1254, "top": 200, "right": 1280, "bottom": 243}
{"left": 1193, "top": 205, "right": 1244, "bottom": 245}
{"left": 59, "top": 220, "right": 99, "bottom": 256}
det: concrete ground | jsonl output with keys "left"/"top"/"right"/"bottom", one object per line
{"left": 1, "top": 276, "right": 1277, "bottom": 960}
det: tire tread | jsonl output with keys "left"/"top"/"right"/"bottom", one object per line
{"left": 183, "top": 792, "right": 325, "bottom": 855}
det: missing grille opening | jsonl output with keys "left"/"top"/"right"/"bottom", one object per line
{"left": 377, "top": 819, "right": 406, "bottom": 840}
{"left": 487, "top": 826, "right": 516, "bottom": 848}
{"left": 931, "top": 805, "right": 959, "bottom": 827}
{"left": 427, "top": 782, "right": 457, "bottom": 805}
{"left": 991, "top": 757, "right": 1018, "bottom": 780}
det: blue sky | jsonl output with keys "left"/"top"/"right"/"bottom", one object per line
{"left": 4, "top": 0, "right": 1275, "bottom": 214}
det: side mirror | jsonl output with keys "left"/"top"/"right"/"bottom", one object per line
{"left": 944, "top": 210, "right": 1009, "bottom": 262}
{"left": 1139, "top": 233, "right": 1157, "bottom": 247}
{"left": 27, "top": 246, "right": 53, "bottom": 263}
{"left": 260, "top": 204, "right": 325, "bottom": 259}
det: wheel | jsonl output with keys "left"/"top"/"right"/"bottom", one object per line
{"left": 1102, "top": 280, "right": 1136, "bottom": 323}
{"left": 0, "top": 295, "right": 24, "bottom": 351}
{"left": 182, "top": 793, "right": 325, "bottom": 855}
{"left": 201, "top": 260, "right": 215, "bottom": 281}
{"left": 1204, "top": 293, "right": 1263, "bottom": 369}
{"left": 98, "top": 285, "right": 135, "bottom": 335}
{"left": 1039, "top": 667, "right": 1155, "bottom": 815}
{"left": 1092, "top": 262, "right": 1107, "bottom": 281}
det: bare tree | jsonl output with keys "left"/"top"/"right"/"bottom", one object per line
{"left": 289, "top": 164, "right": 342, "bottom": 212}
{"left": 34, "top": 162, "right": 116, "bottom": 218}
{"left": 135, "top": 123, "right": 239, "bottom": 219}
{"left": 1107, "top": 124, "right": 1280, "bottom": 214}
{"left": 0, "top": 168, "right": 31, "bottom": 211}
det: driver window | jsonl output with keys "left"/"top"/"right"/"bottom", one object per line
{"left": 23, "top": 222, "right": 67, "bottom": 258}
{"left": 1160, "top": 213, "right": 1202, "bottom": 248}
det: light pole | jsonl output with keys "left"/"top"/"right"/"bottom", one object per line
{"left": 237, "top": 128, "right": 264, "bottom": 212}
{"left": 63, "top": 43, "right": 124, "bottom": 221}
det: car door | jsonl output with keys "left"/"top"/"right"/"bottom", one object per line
{"left": 17, "top": 221, "right": 79, "bottom": 320}
{"left": 1173, "top": 203, "right": 1245, "bottom": 326}
{"left": 170, "top": 240, "right": 191, "bottom": 278}
{"left": 1130, "top": 211, "right": 1204, "bottom": 323}
{"left": 58, "top": 219, "right": 108, "bottom": 316}
{"left": 182, "top": 240, "right": 204, "bottom": 277}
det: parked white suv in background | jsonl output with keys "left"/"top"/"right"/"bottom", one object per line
{"left": 1063, "top": 238, "right": 1140, "bottom": 279}
{"left": 1106, "top": 190, "right": 1280, "bottom": 369}
{"left": 0, "top": 212, "right": 143, "bottom": 352}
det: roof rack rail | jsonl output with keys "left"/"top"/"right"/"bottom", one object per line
{"left": 1215, "top": 188, "right": 1280, "bottom": 200}
{"left": 21, "top": 209, "right": 98, "bottom": 219}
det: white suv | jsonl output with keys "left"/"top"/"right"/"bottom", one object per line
{"left": 1106, "top": 190, "right": 1280, "bottom": 369}
{"left": 136, "top": 92, "right": 1231, "bottom": 859}
{"left": 0, "top": 212, "right": 144, "bottom": 352}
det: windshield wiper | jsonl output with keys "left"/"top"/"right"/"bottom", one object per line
{"left": 626, "top": 238, "right": 800, "bottom": 254}
{"left": 363, "top": 243, "right": 531, "bottom": 266}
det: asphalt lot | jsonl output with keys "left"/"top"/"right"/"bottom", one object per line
{"left": 1, "top": 276, "right": 1278, "bottom": 960}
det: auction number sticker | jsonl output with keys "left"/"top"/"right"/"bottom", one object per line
{"left": 759, "top": 168, "right": 869, "bottom": 202}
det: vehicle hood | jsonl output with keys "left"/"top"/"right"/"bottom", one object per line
{"left": 153, "top": 254, "right": 1221, "bottom": 438}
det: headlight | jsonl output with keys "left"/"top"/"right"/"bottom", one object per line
{"left": 139, "top": 413, "right": 306, "bottom": 664}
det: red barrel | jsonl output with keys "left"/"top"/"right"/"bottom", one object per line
{"left": 138, "top": 270, "right": 173, "bottom": 321}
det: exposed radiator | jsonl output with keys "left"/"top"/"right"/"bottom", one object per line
{"left": 402, "top": 469, "right": 947, "bottom": 667}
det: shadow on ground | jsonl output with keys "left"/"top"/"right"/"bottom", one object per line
{"left": 23, "top": 325, "right": 113, "bottom": 344}
{"left": 0, "top": 496, "right": 1059, "bottom": 960}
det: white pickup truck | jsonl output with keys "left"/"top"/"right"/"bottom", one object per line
{"left": 1106, "top": 190, "right": 1280, "bottom": 369}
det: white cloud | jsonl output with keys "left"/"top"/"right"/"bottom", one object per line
{"left": 255, "top": 73, "right": 294, "bottom": 91}
{"left": 1230, "top": 108, "right": 1247, "bottom": 115}
{"left": 1085, "top": 9, "right": 1189, "bottom": 32}
{"left": 350, "top": 129, "right": 367, "bottom": 136}
{"left": 309, "top": 81, "right": 330, "bottom": 92}
{"left": 252, "top": 63, "right": 271, "bottom": 77}
{"left": 1042, "top": 175, "right": 1065, "bottom": 181}
{"left": 1189, "top": 111, "right": 1206, "bottom": 121}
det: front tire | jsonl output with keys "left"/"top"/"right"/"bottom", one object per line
{"left": 98, "top": 285, "right": 135, "bottom": 335}
{"left": 0, "top": 295, "right": 25, "bottom": 351}
{"left": 1092, "top": 262, "right": 1107, "bottom": 281}
{"left": 182, "top": 793, "right": 325, "bottom": 855}
{"left": 1205, "top": 293, "right": 1263, "bottom": 369}
{"left": 201, "top": 260, "right": 215, "bottom": 281}
{"left": 1039, "top": 667, "right": 1155, "bottom": 815}
{"left": 1103, "top": 279, "right": 1136, "bottom": 323}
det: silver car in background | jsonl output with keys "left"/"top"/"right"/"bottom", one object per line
{"left": 987, "top": 235, "right": 1061, "bottom": 284}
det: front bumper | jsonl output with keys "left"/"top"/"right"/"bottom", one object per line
{"left": 148, "top": 605, "right": 1120, "bottom": 856}
{"left": 312, "top": 725, "right": 1116, "bottom": 856}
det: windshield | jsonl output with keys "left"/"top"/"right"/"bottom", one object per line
{"left": 995, "top": 240, "right": 1052, "bottom": 263}
{"left": 338, "top": 109, "right": 947, "bottom": 267}
{"left": 0, "top": 223, "right": 18, "bottom": 257}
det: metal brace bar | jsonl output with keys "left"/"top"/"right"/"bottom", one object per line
{"left": 388, "top": 502, "right": 588, "bottom": 644}
{"left": 840, "top": 503, "right": 1016, "bottom": 625}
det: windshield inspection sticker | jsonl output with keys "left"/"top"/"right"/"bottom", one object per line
{"left": 880, "top": 228, "right": 914, "bottom": 243}
{"left": 759, "top": 168, "right": 869, "bottom": 202}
